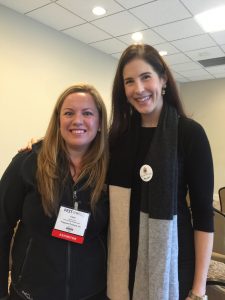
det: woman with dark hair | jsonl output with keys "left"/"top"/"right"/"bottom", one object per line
{"left": 0, "top": 83, "right": 109, "bottom": 300}
{"left": 107, "top": 44, "right": 213, "bottom": 300}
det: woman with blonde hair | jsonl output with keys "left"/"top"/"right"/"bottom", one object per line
{"left": 0, "top": 83, "right": 109, "bottom": 300}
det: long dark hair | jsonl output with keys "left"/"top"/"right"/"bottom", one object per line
{"left": 109, "top": 44, "right": 186, "bottom": 146}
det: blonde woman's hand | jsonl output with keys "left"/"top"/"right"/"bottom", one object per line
{"left": 18, "top": 137, "right": 39, "bottom": 152}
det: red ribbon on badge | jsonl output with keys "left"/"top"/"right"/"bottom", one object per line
{"left": 52, "top": 229, "right": 84, "bottom": 244}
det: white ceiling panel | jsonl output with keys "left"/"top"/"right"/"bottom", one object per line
{"left": 130, "top": 0, "right": 191, "bottom": 27}
{"left": 164, "top": 53, "right": 191, "bottom": 65}
{"left": 154, "top": 18, "right": 204, "bottom": 41}
{"left": 181, "top": 68, "right": 211, "bottom": 77}
{"left": 63, "top": 23, "right": 111, "bottom": 44}
{"left": 90, "top": 38, "right": 127, "bottom": 54}
{"left": 171, "top": 62, "right": 202, "bottom": 72}
{"left": 210, "top": 31, "right": 225, "bottom": 45}
{"left": 154, "top": 43, "right": 180, "bottom": 55}
{"left": 206, "top": 65, "right": 225, "bottom": 75}
{"left": 186, "top": 46, "right": 225, "bottom": 61}
{"left": 0, "top": 0, "right": 51, "bottom": 13}
{"left": 115, "top": 0, "right": 153, "bottom": 9}
{"left": 188, "top": 74, "right": 215, "bottom": 81}
{"left": 180, "top": 0, "right": 225, "bottom": 15}
{"left": 91, "top": 11, "right": 147, "bottom": 36}
{"left": 1, "top": 0, "right": 225, "bottom": 82}
{"left": 214, "top": 72, "right": 225, "bottom": 78}
{"left": 176, "top": 78, "right": 189, "bottom": 82}
{"left": 171, "top": 34, "right": 216, "bottom": 52}
{"left": 172, "top": 71, "right": 183, "bottom": 77}
{"left": 111, "top": 53, "right": 122, "bottom": 59}
{"left": 56, "top": 0, "right": 124, "bottom": 21}
{"left": 118, "top": 28, "right": 165, "bottom": 45}
{"left": 172, "top": 72, "right": 188, "bottom": 80}
{"left": 26, "top": 2, "right": 84, "bottom": 30}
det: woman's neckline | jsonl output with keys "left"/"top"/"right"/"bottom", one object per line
{"left": 141, "top": 126, "right": 157, "bottom": 129}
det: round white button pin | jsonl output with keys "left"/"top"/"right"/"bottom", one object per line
{"left": 140, "top": 164, "right": 153, "bottom": 182}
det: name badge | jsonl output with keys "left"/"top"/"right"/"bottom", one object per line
{"left": 140, "top": 164, "right": 153, "bottom": 182}
{"left": 52, "top": 206, "right": 90, "bottom": 244}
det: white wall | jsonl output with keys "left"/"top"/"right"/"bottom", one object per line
{"left": 180, "top": 78, "right": 225, "bottom": 196}
{"left": 1, "top": 5, "right": 224, "bottom": 197}
{"left": 0, "top": 5, "right": 117, "bottom": 177}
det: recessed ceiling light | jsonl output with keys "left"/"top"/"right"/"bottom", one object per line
{"left": 194, "top": 5, "right": 225, "bottom": 33}
{"left": 92, "top": 6, "right": 106, "bottom": 16}
{"left": 159, "top": 50, "right": 167, "bottom": 56}
{"left": 131, "top": 32, "right": 143, "bottom": 42}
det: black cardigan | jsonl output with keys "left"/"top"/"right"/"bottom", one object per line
{"left": 129, "top": 116, "right": 214, "bottom": 297}
{"left": 0, "top": 145, "right": 108, "bottom": 300}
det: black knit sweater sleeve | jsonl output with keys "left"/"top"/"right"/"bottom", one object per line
{"left": 180, "top": 117, "right": 214, "bottom": 232}
{"left": 0, "top": 151, "right": 28, "bottom": 298}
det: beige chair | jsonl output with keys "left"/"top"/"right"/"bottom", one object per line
{"left": 207, "top": 209, "right": 225, "bottom": 299}
{"left": 219, "top": 187, "right": 225, "bottom": 214}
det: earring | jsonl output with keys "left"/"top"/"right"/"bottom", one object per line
{"left": 162, "top": 84, "right": 167, "bottom": 95}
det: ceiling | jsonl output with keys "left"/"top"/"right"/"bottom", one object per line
{"left": 1, "top": 0, "right": 225, "bottom": 83}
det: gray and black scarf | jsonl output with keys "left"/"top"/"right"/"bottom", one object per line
{"left": 107, "top": 103, "right": 179, "bottom": 300}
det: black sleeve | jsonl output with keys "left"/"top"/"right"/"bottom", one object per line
{"left": 181, "top": 117, "right": 214, "bottom": 232}
{"left": 0, "top": 152, "right": 28, "bottom": 297}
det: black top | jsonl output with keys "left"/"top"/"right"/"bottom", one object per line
{"left": 129, "top": 116, "right": 214, "bottom": 295}
{"left": 0, "top": 145, "right": 108, "bottom": 300}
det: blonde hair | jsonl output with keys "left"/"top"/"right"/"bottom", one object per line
{"left": 37, "top": 83, "right": 108, "bottom": 216}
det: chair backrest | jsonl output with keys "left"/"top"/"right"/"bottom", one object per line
{"left": 219, "top": 187, "right": 225, "bottom": 214}
{"left": 207, "top": 209, "right": 225, "bottom": 298}
{"left": 213, "top": 208, "right": 225, "bottom": 255}
{"left": 207, "top": 285, "right": 225, "bottom": 300}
